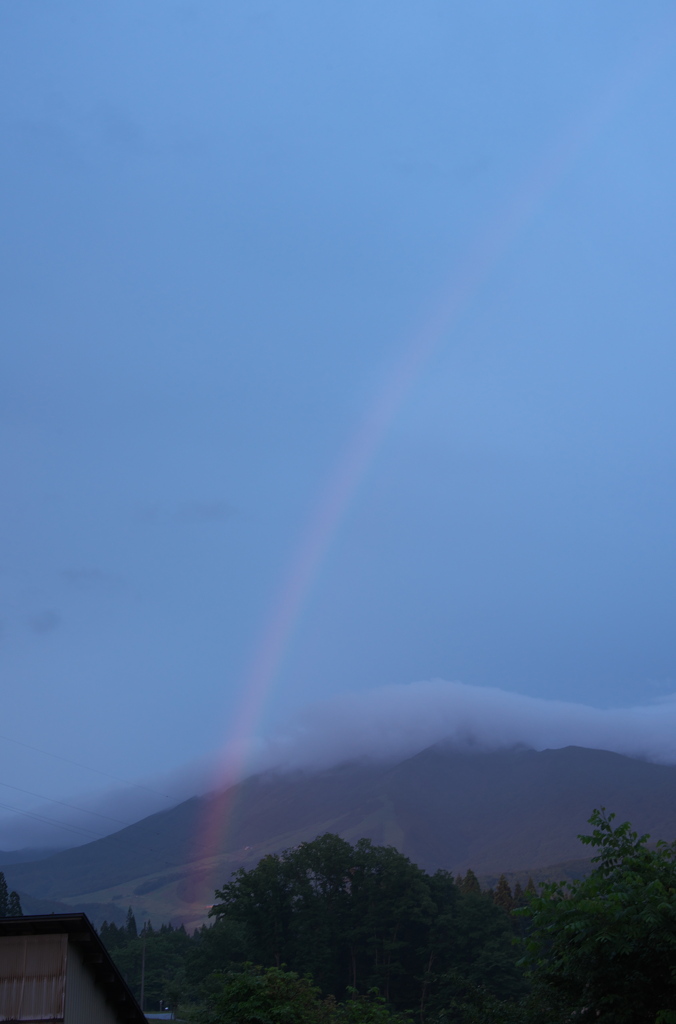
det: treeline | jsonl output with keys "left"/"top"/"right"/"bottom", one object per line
{"left": 100, "top": 835, "right": 534, "bottom": 1020}
{"left": 210, "top": 835, "right": 528, "bottom": 1013}
{"left": 87, "top": 811, "right": 676, "bottom": 1021}
{"left": 99, "top": 911, "right": 245, "bottom": 1013}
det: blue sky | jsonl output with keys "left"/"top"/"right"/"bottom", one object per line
{"left": 2, "top": 1, "right": 676, "bottom": 844}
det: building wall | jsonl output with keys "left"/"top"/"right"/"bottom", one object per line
{"left": 63, "top": 943, "right": 122, "bottom": 1024}
{"left": 0, "top": 933, "right": 67, "bottom": 1021}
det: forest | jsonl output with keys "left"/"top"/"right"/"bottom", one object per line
{"left": 99, "top": 811, "right": 676, "bottom": 1023}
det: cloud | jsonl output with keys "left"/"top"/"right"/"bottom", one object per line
{"left": 255, "top": 679, "right": 676, "bottom": 774}
{"left": 6, "top": 680, "right": 676, "bottom": 851}
{"left": 0, "top": 762, "right": 203, "bottom": 852}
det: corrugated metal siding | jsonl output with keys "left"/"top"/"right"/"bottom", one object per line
{"left": 63, "top": 941, "right": 120, "bottom": 1024}
{"left": 0, "top": 934, "right": 67, "bottom": 1022}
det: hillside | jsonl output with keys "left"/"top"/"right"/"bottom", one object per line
{"left": 4, "top": 743, "right": 676, "bottom": 929}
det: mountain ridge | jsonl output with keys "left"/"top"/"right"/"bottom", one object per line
{"left": 4, "top": 743, "right": 676, "bottom": 929}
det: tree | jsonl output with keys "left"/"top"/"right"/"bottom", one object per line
{"left": 0, "top": 873, "right": 22, "bottom": 918}
{"left": 183, "top": 918, "right": 252, "bottom": 999}
{"left": 106, "top": 917, "right": 194, "bottom": 1010}
{"left": 523, "top": 808, "right": 676, "bottom": 1023}
{"left": 100, "top": 920, "right": 129, "bottom": 952}
{"left": 492, "top": 876, "right": 513, "bottom": 913}
{"left": 210, "top": 834, "right": 523, "bottom": 1014}
{"left": 126, "top": 906, "right": 138, "bottom": 939}
{"left": 212, "top": 850, "right": 294, "bottom": 969}
{"left": 7, "top": 890, "right": 22, "bottom": 916}
{"left": 457, "top": 870, "right": 481, "bottom": 895}
{"left": 0, "top": 872, "right": 8, "bottom": 917}
{"left": 189, "top": 963, "right": 333, "bottom": 1024}
{"left": 211, "top": 836, "right": 435, "bottom": 1005}
{"left": 185, "top": 964, "right": 413, "bottom": 1024}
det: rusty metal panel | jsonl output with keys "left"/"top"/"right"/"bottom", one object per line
{"left": 0, "top": 934, "right": 67, "bottom": 1022}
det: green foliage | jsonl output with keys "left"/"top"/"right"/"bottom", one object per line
{"left": 100, "top": 920, "right": 130, "bottom": 951}
{"left": 7, "top": 890, "right": 22, "bottom": 916}
{"left": 333, "top": 988, "right": 411, "bottom": 1024}
{"left": 181, "top": 965, "right": 411, "bottom": 1024}
{"left": 457, "top": 870, "right": 481, "bottom": 895}
{"left": 492, "top": 875, "right": 513, "bottom": 913}
{"left": 432, "top": 987, "right": 571, "bottom": 1024}
{"left": 211, "top": 834, "right": 524, "bottom": 1013}
{"left": 523, "top": 807, "right": 676, "bottom": 1023}
{"left": 183, "top": 963, "right": 332, "bottom": 1024}
{"left": 422, "top": 887, "right": 528, "bottom": 1017}
{"left": 183, "top": 918, "right": 252, "bottom": 993}
{"left": 105, "top": 920, "right": 193, "bottom": 1010}
{"left": 100, "top": 815, "right": 676, "bottom": 1024}
{"left": 98, "top": 835, "right": 531, "bottom": 1019}
{"left": 0, "top": 872, "right": 22, "bottom": 917}
{"left": 126, "top": 905, "right": 138, "bottom": 938}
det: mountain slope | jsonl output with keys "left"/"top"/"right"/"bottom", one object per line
{"left": 5, "top": 744, "right": 676, "bottom": 928}
{"left": 380, "top": 742, "right": 676, "bottom": 871}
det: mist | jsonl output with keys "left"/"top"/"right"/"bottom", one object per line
{"left": 256, "top": 679, "right": 676, "bottom": 773}
{"left": 0, "top": 754, "right": 217, "bottom": 854}
{"left": 4, "top": 679, "right": 676, "bottom": 854}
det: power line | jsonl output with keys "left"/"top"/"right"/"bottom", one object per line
{"left": 0, "top": 798, "right": 115, "bottom": 843}
{"left": 0, "top": 744, "right": 197, "bottom": 875}
{"left": 0, "top": 797, "right": 182, "bottom": 871}
{"left": 0, "top": 781, "right": 132, "bottom": 828}
{"left": 0, "top": 733, "right": 172, "bottom": 800}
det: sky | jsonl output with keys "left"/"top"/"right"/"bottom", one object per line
{"left": 2, "top": 0, "right": 676, "bottom": 849}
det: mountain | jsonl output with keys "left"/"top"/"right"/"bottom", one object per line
{"left": 0, "top": 846, "right": 69, "bottom": 864}
{"left": 5, "top": 744, "right": 676, "bottom": 929}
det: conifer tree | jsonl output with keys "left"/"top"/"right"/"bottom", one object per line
{"left": 7, "top": 891, "right": 22, "bottom": 917}
{"left": 0, "top": 872, "right": 8, "bottom": 917}
{"left": 459, "top": 868, "right": 481, "bottom": 894}
{"left": 525, "top": 877, "right": 537, "bottom": 897}
{"left": 512, "top": 881, "right": 526, "bottom": 909}
{"left": 493, "top": 874, "right": 513, "bottom": 912}
{"left": 126, "top": 906, "right": 138, "bottom": 938}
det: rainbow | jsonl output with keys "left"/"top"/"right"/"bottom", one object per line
{"left": 190, "top": 12, "right": 676, "bottom": 910}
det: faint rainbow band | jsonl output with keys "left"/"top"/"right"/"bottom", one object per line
{"left": 191, "top": 12, "right": 676, "bottom": 901}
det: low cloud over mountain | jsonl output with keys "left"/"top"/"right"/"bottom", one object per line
{"left": 5, "top": 680, "right": 676, "bottom": 851}
{"left": 258, "top": 680, "right": 676, "bottom": 774}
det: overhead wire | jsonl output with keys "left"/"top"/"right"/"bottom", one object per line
{"left": 0, "top": 732, "right": 172, "bottom": 800}
{"left": 0, "top": 757, "right": 183, "bottom": 868}
{"left": 0, "top": 736, "right": 209, "bottom": 879}
{"left": 0, "top": 798, "right": 118, "bottom": 843}
{"left": 0, "top": 781, "right": 133, "bottom": 828}
{"left": 0, "top": 794, "right": 193, "bottom": 877}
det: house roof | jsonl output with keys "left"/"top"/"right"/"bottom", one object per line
{"left": 0, "top": 914, "right": 146, "bottom": 1024}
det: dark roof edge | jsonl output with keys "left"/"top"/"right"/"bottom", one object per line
{"left": 0, "top": 914, "right": 146, "bottom": 1024}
